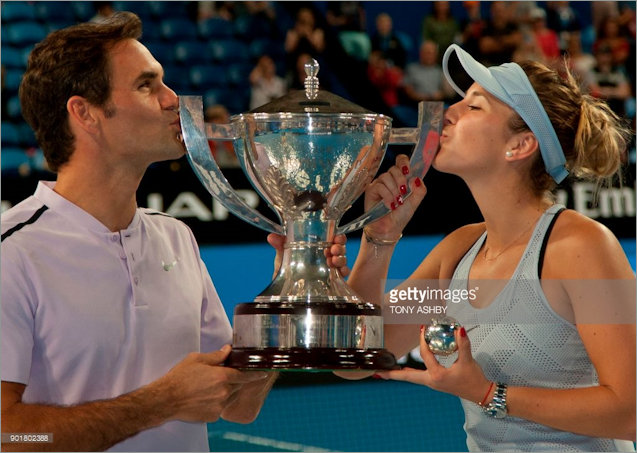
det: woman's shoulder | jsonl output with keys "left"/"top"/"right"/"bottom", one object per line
{"left": 432, "top": 222, "right": 486, "bottom": 279}
{"left": 544, "top": 208, "right": 633, "bottom": 278}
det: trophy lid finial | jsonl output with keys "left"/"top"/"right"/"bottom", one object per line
{"left": 304, "top": 58, "right": 320, "bottom": 100}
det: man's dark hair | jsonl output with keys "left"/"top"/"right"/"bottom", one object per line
{"left": 19, "top": 12, "right": 142, "bottom": 172}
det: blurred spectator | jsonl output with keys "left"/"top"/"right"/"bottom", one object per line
{"left": 421, "top": 1, "right": 460, "bottom": 62}
{"left": 563, "top": 32, "right": 596, "bottom": 85}
{"left": 529, "top": 7, "right": 561, "bottom": 67}
{"left": 370, "top": 13, "right": 408, "bottom": 69}
{"left": 401, "top": 41, "right": 452, "bottom": 105}
{"left": 196, "top": 1, "right": 235, "bottom": 22}
{"left": 367, "top": 50, "right": 403, "bottom": 108}
{"left": 591, "top": 1, "right": 620, "bottom": 36}
{"left": 593, "top": 16, "right": 631, "bottom": 68}
{"left": 479, "top": 2, "right": 523, "bottom": 65}
{"left": 284, "top": 7, "right": 325, "bottom": 67}
{"left": 249, "top": 55, "right": 287, "bottom": 110}
{"left": 287, "top": 52, "right": 313, "bottom": 90}
{"left": 91, "top": 1, "right": 116, "bottom": 23}
{"left": 205, "top": 104, "right": 239, "bottom": 168}
{"left": 459, "top": 1, "right": 487, "bottom": 57}
{"left": 618, "top": 2, "right": 636, "bottom": 38}
{"left": 326, "top": 1, "right": 366, "bottom": 32}
{"left": 588, "top": 45, "right": 631, "bottom": 116}
{"left": 546, "top": 1, "right": 582, "bottom": 52}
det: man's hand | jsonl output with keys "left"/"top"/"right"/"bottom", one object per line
{"left": 157, "top": 345, "right": 269, "bottom": 423}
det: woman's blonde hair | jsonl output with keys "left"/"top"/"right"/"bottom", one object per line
{"left": 508, "top": 60, "right": 631, "bottom": 197}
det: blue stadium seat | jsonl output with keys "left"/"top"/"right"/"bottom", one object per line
{"left": 226, "top": 63, "right": 251, "bottom": 87}
{"left": 1, "top": 122, "right": 21, "bottom": 147}
{"left": 190, "top": 65, "right": 228, "bottom": 89}
{"left": 234, "top": 15, "right": 274, "bottom": 40}
{"left": 161, "top": 64, "right": 191, "bottom": 92}
{"left": 159, "top": 18, "right": 197, "bottom": 41}
{"left": 209, "top": 40, "right": 249, "bottom": 63}
{"left": 71, "top": 2, "right": 94, "bottom": 22}
{"left": 203, "top": 88, "right": 230, "bottom": 109}
{"left": 5, "top": 22, "right": 48, "bottom": 46}
{"left": 1, "top": 148, "right": 30, "bottom": 174}
{"left": 198, "top": 17, "right": 234, "bottom": 39}
{"left": 3, "top": 69, "right": 23, "bottom": 94}
{"left": 6, "top": 96, "right": 23, "bottom": 121}
{"left": 144, "top": 41, "right": 175, "bottom": 66}
{"left": 248, "top": 38, "right": 284, "bottom": 60}
{"left": 147, "top": 2, "right": 189, "bottom": 19}
{"left": 1, "top": 46, "right": 24, "bottom": 68}
{"left": 112, "top": 1, "right": 151, "bottom": 20}
{"left": 34, "top": 2, "right": 75, "bottom": 24}
{"left": 1, "top": 2, "right": 36, "bottom": 22}
{"left": 174, "top": 41, "right": 210, "bottom": 65}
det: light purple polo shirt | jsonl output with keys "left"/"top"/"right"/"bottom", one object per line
{"left": 1, "top": 181, "right": 233, "bottom": 452}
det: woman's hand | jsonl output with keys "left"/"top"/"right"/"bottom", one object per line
{"left": 267, "top": 233, "right": 350, "bottom": 278}
{"left": 364, "top": 154, "right": 427, "bottom": 241}
{"left": 376, "top": 325, "right": 492, "bottom": 404}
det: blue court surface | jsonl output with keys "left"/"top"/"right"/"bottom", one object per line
{"left": 200, "top": 235, "right": 636, "bottom": 452}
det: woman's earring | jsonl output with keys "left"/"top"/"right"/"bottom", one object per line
{"left": 505, "top": 151, "right": 514, "bottom": 158}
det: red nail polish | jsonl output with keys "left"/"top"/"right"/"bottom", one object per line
{"left": 372, "top": 373, "right": 382, "bottom": 379}
{"left": 420, "top": 325, "right": 424, "bottom": 333}
{"left": 460, "top": 327, "right": 467, "bottom": 337}
{"left": 402, "top": 166, "right": 409, "bottom": 175}
{"left": 391, "top": 202, "right": 396, "bottom": 210}
{"left": 415, "top": 178, "right": 422, "bottom": 187}
{"left": 400, "top": 184, "right": 407, "bottom": 195}
{"left": 397, "top": 196, "right": 404, "bottom": 205}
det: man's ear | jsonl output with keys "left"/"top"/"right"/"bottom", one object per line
{"left": 67, "top": 96, "right": 100, "bottom": 134}
{"left": 506, "top": 131, "right": 539, "bottom": 161}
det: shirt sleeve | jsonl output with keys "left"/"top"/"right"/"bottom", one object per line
{"left": 1, "top": 241, "right": 36, "bottom": 384}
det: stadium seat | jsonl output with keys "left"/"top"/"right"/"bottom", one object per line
{"left": 198, "top": 17, "right": 234, "bottom": 39}
{"left": 159, "top": 18, "right": 197, "bottom": 41}
{"left": 174, "top": 41, "right": 210, "bottom": 65}
{"left": 1, "top": 2, "right": 36, "bottom": 22}
{"left": 18, "top": 123, "right": 37, "bottom": 148}
{"left": 209, "top": 40, "right": 249, "bottom": 63}
{"left": 1, "top": 148, "right": 30, "bottom": 174}
{"left": 3, "top": 69, "right": 23, "bottom": 94}
{"left": 1, "top": 122, "right": 21, "bottom": 147}
{"left": 1, "top": 46, "right": 24, "bottom": 68}
{"left": 190, "top": 65, "right": 228, "bottom": 89}
{"left": 203, "top": 88, "right": 230, "bottom": 109}
{"left": 71, "top": 2, "right": 94, "bottom": 22}
{"left": 226, "top": 63, "right": 251, "bottom": 87}
{"left": 5, "top": 96, "right": 23, "bottom": 121}
{"left": 34, "top": 2, "right": 75, "bottom": 24}
{"left": 5, "top": 22, "right": 48, "bottom": 46}
{"left": 144, "top": 41, "right": 175, "bottom": 66}
{"left": 248, "top": 38, "right": 284, "bottom": 60}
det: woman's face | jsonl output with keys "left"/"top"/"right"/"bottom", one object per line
{"left": 434, "top": 82, "right": 517, "bottom": 179}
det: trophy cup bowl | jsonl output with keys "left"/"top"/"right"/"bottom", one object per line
{"left": 180, "top": 60, "right": 442, "bottom": 370}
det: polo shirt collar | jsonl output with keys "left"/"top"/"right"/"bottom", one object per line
{"left": 35, "top": 181, "right": 141, "bottom": 235}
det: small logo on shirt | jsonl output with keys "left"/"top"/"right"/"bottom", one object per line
{"left": 162, "top": 258, "right": 179, "bottom": 271}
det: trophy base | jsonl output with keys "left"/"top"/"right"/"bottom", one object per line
{"left": 225, "top": 347, "right": 398, "bottom": 371}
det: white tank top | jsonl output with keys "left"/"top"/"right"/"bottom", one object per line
{"left": 445, "top": 204, "right": 635, "bottom": 452}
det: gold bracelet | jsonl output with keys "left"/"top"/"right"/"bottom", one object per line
{"left": 363, "top": 227, "right": 402, "bottom": 246}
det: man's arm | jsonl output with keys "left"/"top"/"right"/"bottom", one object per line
{"left": 1, "top": 347, "right": 268, "bottom": 452}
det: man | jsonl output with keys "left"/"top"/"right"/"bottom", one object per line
{"left": 1, "top": 12, "right": 350, "bottom": 452}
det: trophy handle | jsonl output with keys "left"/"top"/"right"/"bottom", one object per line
{"left": 336, "top": 101, "right": 443, "bottom": 235}
{"left": 179, "top": 96, "right": 284, "bottom": 235}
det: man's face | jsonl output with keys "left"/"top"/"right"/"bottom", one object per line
{"left": 99, "top": 39, "right": 184, "bottom": 168}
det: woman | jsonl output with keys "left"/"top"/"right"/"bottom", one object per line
{"left": 347, "top": 44, "right": 635, "bottom": 450}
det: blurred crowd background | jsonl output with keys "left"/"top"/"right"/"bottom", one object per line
{"left": 2, "top": 1, "right": 636, "bottom": 176}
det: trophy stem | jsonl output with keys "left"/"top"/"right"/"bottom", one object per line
{"left": 255, "top": 218, "right": 362, "bottom": 303}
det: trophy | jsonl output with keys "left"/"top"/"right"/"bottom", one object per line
{"left": 179, "top": 60, "right": 442, "bottom": 370}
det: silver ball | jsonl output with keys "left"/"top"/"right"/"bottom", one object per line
{"left": 424, "top": 316, "right": 460, "bottom": 355}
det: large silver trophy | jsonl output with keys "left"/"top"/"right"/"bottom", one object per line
{"left": 180, "top": 60, "right": 442, "bottom": 370}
